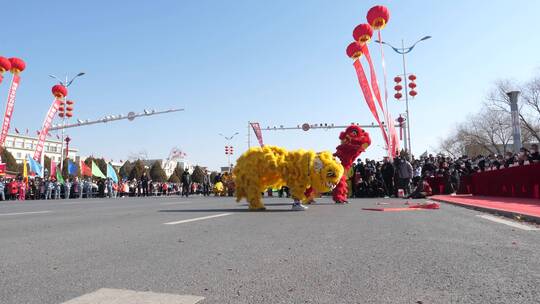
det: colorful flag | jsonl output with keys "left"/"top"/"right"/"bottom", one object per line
{"left": 56, "top": 170, "right": 64, "bottom": 185}
{"left": 107, "top": 163, "right": 118, "bottom": 183}
{"left": 91, "top": 161, "right": 106, "bottom": 179}
{"left": 80, "top": 160, "right": 92, "bottom": 177}
{"left": 14, "top": 128, "right": 19, "bottom": 134}
{"left": 23, "top": 157, "right": 28, "bottom": 186}
{"left": 50, "top": 160, "right": 57, "bottom": 178}
{"left": 68, "top": 160, "right": 78, "bottom": 175}
{"left": 27, "top": 155, "right": 43, "bottom": 177}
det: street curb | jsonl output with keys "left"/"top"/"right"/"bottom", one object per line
{"left": 430, "top": 198, "right": 540, "bottom": 225}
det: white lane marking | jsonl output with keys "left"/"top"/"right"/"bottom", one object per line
{"left": 164, "top": 213, "right": 233, "bottom": 225}
{"left": 476, "top": 215, "right": 540, "bottom": 231}
{"left": 61, "top": 288, "right": 204, "bottom": 304}
{"left": 160, "top": 201, "right": 192, "bottom": 206}
{"left": 0, "top": 210, "right": 52, "bottom": 216}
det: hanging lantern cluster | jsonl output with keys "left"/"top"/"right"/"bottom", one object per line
{"left": 408, "top": 74, "right": 418, "bottom": 97}
{"left": 59, "top": 100, "right": 75, "bottom": 118}
{"left": 225, "top": 145, "right": 234, "bottom": 155}
{"left": 393, "top": 76, "right": 403, "bottom": 99}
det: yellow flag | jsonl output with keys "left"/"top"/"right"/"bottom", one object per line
{"left": 23, "top": 157, "right": 28, "bottom": 185}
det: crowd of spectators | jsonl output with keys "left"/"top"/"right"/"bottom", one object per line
{"left": 0, "top": 169, "right": 216, "bottom": 201}
{"left": 345, "top": 143, "right": 540, "bottom": 199}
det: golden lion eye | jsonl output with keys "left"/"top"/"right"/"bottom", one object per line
{"left": 326, "top": 171, "right": 335, "bottom": 178}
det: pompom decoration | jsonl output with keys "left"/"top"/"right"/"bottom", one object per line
{"left": 346, "top": 42, "right": 363, "bottom": 59}
{"left": 367, "top": 5, "right": 390, "bottom": 30}
{"left": 409, "top": 90, "right": 417, "bottom": 97}
{"left": 408, "top": 74, "right": 417, "bottom": 81}
{"left": 394, "top": 76, "right": 402, "bottom": 83}
{"left": 8, "top": 57, "right": 26, "bottom": 74}
{"left": 408, "top": 82, "right": 416, "bottom": 89}
{"left": 394, "top": 85, "right": 402, "bottom": 91}
{"left": 52, "top": 84, "right": 68, "bottom": 98}
{"left": 394, "top": 92, "right": 402, "bottom": 99}
{"left": 352, "top": 23, "right": 373, "bottom": 44}
{"left": 0, "top": 56, "right": 11, "bottom": 73}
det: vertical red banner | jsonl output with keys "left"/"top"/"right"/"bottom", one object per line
{"left": 0, "top": 74, "right": 21, "bottom": 146}
{"left": 33, "top": 98, "right": 62, "bottom": 161}
{"left": 353, "top": 59, "right": 389, "bottom": 146}
{"left": 250, "top": 122, "right": 264, "bottom": 147}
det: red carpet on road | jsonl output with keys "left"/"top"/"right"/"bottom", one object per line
{"left": 432, "top": 195, "right": 540, "bottom": 218}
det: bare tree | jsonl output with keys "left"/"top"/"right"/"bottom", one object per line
{"left": 485, "top": 78, "right": 540, "bottom": 143}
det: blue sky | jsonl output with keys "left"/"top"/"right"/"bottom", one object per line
{"left": 2, "top": 0, "right": 540, "bottom": 170}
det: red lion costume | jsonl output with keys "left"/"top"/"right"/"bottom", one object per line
{"left": 333, "top": 125, "right": 371, "bottom": 203}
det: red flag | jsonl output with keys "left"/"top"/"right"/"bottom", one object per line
{"left": 250, "top": 122, "right": 264, "bottom": 147}
{"left": 80, "top": 160, "right": 92, "bottom": 177}
{"left": 50, "top": 160, "right": 57, "bottom": 178}
{"left": 352, "top": 59, "right": 388, "bottom": 146}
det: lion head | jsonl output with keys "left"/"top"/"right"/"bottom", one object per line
{"left": 309, "top": 151, "right": 344, "bottom": 193}
{"left": 339, "top": 125, "right": 371, "bottom": 151}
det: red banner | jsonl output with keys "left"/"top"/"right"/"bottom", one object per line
{"left": 80, "top": 160, "right": 92, "bottom": 177}
{"left": 33, "top": 98, "right": 62, "bottom": 161}
{"left": 0, "top": 163, "right": 6, "bottom": 175}
{"left": 0, "top": 74, "right": 21, "bottom": 146}
{"left": 250, "top": 122, "right": 264, "bottom": 147}
{"left": 361, "top": 45, "right": 386, "bottom": 116}
{"left": 353, "top": 59, "right": 388, "bottom": 146}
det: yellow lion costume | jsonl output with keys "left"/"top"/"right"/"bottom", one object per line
{"left": 233, "top": 145, "right": 344, "bottom": 211}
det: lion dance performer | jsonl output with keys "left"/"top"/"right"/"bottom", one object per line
{"left": 333, "top": 125, "right": 371, "bottom": 203}
{"left": 233, "top": 145, "right": 344, "bottom": 211}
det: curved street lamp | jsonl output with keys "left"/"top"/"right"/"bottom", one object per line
{"left": 375, "top": 36, "right": 431, "bottom": 155}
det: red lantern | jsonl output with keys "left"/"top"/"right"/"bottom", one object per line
{"left": 367, "top": 5, "right": 390, "bottom": 30}
{"left": 0, "top": 57, "right": 11, "bottom": 73}
{"left": 52, "top": 84, "right": 68, "bottom": 98}
{"left": 394, "top": 76, "right": 402, "bottom": 83}
{"left": 408, "top": 82, "right": 416, "bottom": 89}
{"left": 408, "top": 74, "right": 416, "bottom": 81}
{"left": 58, "top": 113, "right": 65, "bottom": 118}
{"left": 394, "top": 92, "right": 402, "bottom": 99}
{"left": 66, "top": 100, "right": 74, "bottom": 105}
{"left": 66, "top": 112, "right": 73, "bottom": 118}
{"left": 8, "top": 58, "right": 25, "bottom": 74}
{"left": 346, "top": 42, "right": 363, "bottom": 59}
{"left": 409, "top": 90, "right": 417, "bottom": 97}
{"left": 66, "top": 106, "right": 74, "bottom": 111}
{"left": 352, "top": 23, "right": 373, "bottom": 44}
{"left": 58, "top": 106, "right": 65, "bottom": 112}
{"left": 397, "top": 115, "right": 405, "bottom": 124}
{"left": 394, "top": 85, "right": 402, "bottom": 91}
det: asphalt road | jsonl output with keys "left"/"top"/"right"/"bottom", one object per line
{"left": 1, "top": 195, "right": 539, "bottom": 304}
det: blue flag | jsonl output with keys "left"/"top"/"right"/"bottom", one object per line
{"left": 27, "top": 155, "right": 43, "bottom": 178}
{"left": 68, "top": 160, "right": 78, "bottom": 175}
{"left": 107, "top": 163, "right": 118, "bottom": 183}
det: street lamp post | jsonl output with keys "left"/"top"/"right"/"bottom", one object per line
{"left": 49, "top": 72, "right": 85, "bottom": 170}
{"left": 376, "top": 36, "right": 431, "bottom": 155}
{"left": 219, "top": 132, "right": 239, "bottom": 169}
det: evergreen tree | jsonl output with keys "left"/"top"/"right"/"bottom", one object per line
{"left": 191, "top": 165, "right": 205, "bottom": 184}
{"left": 173, "top": 163, "right": 184, "bottom": 180}
{"left": 209, "top": 171, "right": 218, "bottom": 183}
{"left": 129, "top": 159, "right": 146, "bottom": 180}
{"left": 0, "top": 148, "right": 18, "bottom": 173}
{"left": 168, "top": 174, "right": 180, "bottom": 183}
{"left": 119, "top": 161, "right": 132, "bottom": 179}
{"left": 96, "top": 158, "right": 108, "bottom": 175}
{"left": 149, "top": 161, "right": 167, "bottom": 182}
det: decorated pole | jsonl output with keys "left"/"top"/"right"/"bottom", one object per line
{"left": 0, "top": 58, "right": 25, "bottom": 147}
{"left": 33, "top": 85, "right": 68, "bottom": 162}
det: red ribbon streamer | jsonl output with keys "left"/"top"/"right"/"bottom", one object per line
{"left": 33, "top": 98, "right": 62, "bottom": 161}
{"left": 0, "top": 74, "right": 21, "bottom": 147}
{"left": 250, "top": 122, "right": 264, "bottom": 147}
{"left": 353, "top": 59, "right": 388, "bottom": 146}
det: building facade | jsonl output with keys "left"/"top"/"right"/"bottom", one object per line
{"left": 3, "top": 133, "right": 78, "bottom": 164}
